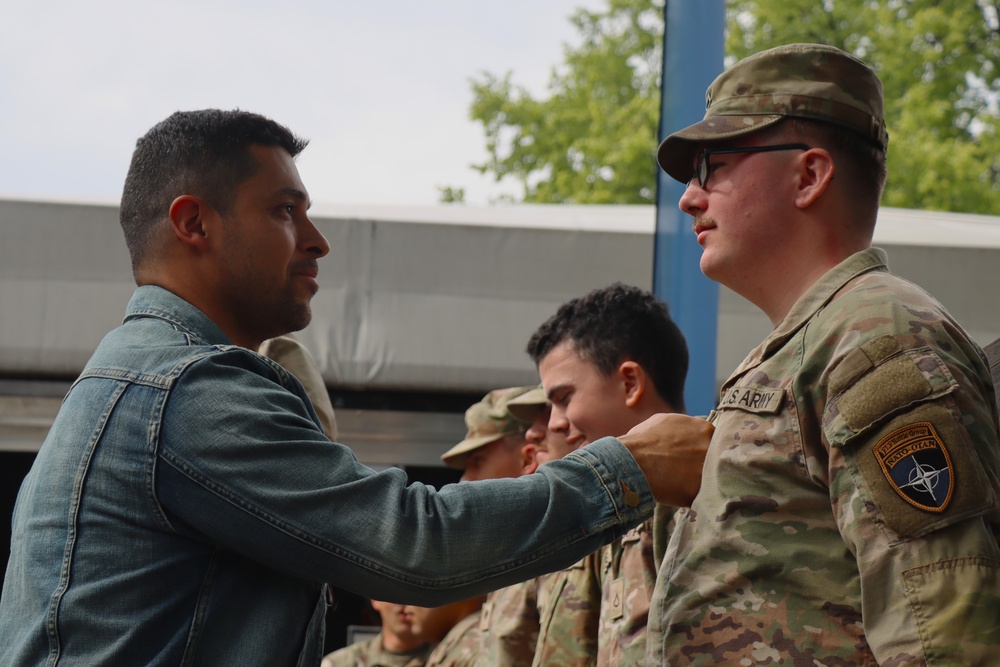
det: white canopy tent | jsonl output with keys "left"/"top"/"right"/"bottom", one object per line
{"left": 2, "top": 197, "right": 999, "bottom": 465}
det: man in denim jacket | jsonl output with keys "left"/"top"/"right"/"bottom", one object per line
{"left": 0, "top": 109, "right": 711, "bottom": 666}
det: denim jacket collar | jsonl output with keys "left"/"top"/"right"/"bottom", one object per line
{"left": 124, "top": 284, "right": 234, "bottom": 347}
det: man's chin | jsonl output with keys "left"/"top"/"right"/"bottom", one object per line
{"left": 699, "top": 253, "right": 722, "bottom": 282}
{"left": 269, "top": 305, "right": 313, "bottom": 339}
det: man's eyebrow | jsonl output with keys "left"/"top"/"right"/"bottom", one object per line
{"left": 545, "top": 383, "right": 569, "bottom": 401}
{"left": 279, "top": 187, "right": 312, "bottom": 210}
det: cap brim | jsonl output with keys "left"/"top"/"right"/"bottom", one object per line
{"left": 506, "top": 387, "right": 547, "bottom": 422}
{"left": 508, "top": 402, "right": 544, "bottom": 422}
{"left": 440, "top": 433, "right": 503, "bottom": 469}
{"left": 657, "top": 114, "right": 784, "bottom": 182}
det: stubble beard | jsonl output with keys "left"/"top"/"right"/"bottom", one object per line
{"left": 229, "top": 271, "right": 314, "bottom": 347}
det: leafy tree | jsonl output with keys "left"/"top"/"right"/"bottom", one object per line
{"left": 468, "top": 0, "right": 664, "bottom": 204}
{"left": 437, "top": 185, "right": 466, "bottom": 204}
{"left": 725, "top": 0, "right": 1000, "bottom": 213}
{"left": 469, "top": 0, "right": 1000, "bottom": 213}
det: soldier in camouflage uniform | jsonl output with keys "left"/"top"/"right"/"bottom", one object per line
{"left": 408, "top": 596, "right": 486, "bottom": 667}
{"left": 527, "top": 283, "right": 689, "bottom": 667}
{"left": 651, "top": 42, "right": 1000, "bottom": 664}
{"left": 474, "top": 387, "right": 602, "bottom": 667}
{"left": 322, "top": 600, "right": 431, "bottom": 667}
{"left": 422, "top": 385, "right": 526, "bottom": 666}
{"left": 475, "top": 566, "right": 541, "bottom": 666}
{"left": 440, "top": 386, "right": 539, "bottom": 481}
{"left": 438, "top": 386, "right": 548, "bottom": 665}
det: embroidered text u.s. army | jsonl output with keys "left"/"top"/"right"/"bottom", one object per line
{"left": 717, "top": 385, "right": 784, "bottom": 414}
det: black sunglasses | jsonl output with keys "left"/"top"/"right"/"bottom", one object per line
{"left": 691, "top": 144, "right": 811, "bottom": 189}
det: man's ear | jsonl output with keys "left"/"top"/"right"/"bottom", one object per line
{"left": 168, "top": 195, "right": 212, "bottom": 250}
{"left": 620, "top": 360, "right": 645, "bottom": 408}
{"left": 794, "top": 148, "right": 835, "bottom": 209}
{"left": 520, "top": 443, "right": 539, "bottom": 475}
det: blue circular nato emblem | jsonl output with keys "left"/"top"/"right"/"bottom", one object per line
{"left": 873, "top": 421, "right": 954, "bottom": 512}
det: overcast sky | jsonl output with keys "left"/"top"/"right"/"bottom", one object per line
{"left": 0, "top": 0, "right": 603, "bottom": 207}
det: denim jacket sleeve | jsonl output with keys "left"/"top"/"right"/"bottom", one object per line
{"left": 155, "top": 347, "right": 653, "bottom": 605}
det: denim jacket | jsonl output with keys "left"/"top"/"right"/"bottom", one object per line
{"left": 0, "top": 286, "right": 652, "bottom": 666}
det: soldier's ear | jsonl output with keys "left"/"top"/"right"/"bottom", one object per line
{"left": 520, "top": 443, "right": 539, "bottom": 475}
{"left": 620, "top": 361, "right": 645, "bottom": 408}
{"left": 793, "top": 148, "right": 834, "bottom": 209}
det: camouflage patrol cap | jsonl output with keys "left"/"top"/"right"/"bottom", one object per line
{"left": 506, "top": 385, "right": 548, "bottom": 422}
{"left": 440, "top": 386, "right": 534, "bottom": 469}
{"left": 657, "top": 43, "right": 888, "bottom": 183}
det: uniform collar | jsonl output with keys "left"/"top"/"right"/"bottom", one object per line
{"left": 731, "top": 247, "right": 889, "bottom": 376}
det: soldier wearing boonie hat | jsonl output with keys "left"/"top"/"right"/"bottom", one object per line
{"left": 440, "top": 385, "right": 535, "bottom": 472}
{"left": 474, "top": 380, "right": 605, "bottom": 667}
{"left": 505, "top": 385, "right": 577, "bottom": 465}
{"left": 647, "top": 43, "right": 1000, "bottom": 665}
{"left": 505, "top": 385, "right": 547, "bottom": 423}
{"left": 444, "top": 385, "right": 550, "bottom": 665}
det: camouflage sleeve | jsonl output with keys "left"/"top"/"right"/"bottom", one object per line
{"left": 531, "top": 553, "right": 601, "bottom": 667}
{"left": 477, "top": 580, "right": 540, "bottom": 666}
{"left": 650, "top": 503, "right": 676, "bottom": 572}
{"left": 428, "top": 611, "right": 483, "bottom": 667}
{"left": 322, "top": 634, "right": 377, "bottom": 667}
{"left": 596, "top": 518, "right": 660, "bottom": 667}
{"left": 813, "top": 281, "right": 1000, "bottom": 664}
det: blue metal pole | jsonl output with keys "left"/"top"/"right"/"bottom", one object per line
{"left": 652, "top": 0, "right": 725, "bottom": 416}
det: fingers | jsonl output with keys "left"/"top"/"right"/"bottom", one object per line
{"left": 618, "top": 413, "right": 713, "bottom": 507}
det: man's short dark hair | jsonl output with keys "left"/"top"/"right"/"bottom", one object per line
{"left": 119, "top": 109, "right": 308, "bottom": 273}
{"left": 526, "top": 282, "right": 689, "bottom": 412}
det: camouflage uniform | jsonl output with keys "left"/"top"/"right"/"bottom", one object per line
{"left": 322, "top": 633, "right": 430, "bottom": 667}
{"left": 648, "top": 249, "right": 1000, "bottom": 664}
{"left": 595, "top": 518, "right": 658, "bottom": 667}
{"left": 531, "top": 553, "right": 601, "bottom": 667}
{"left": 426, "top": 610, "right": 482, "bottom": 667}
{"left": 477, "top": 579, "right": 539, "bottom": 665}
{"left": 477, "top": 553, "right": 600, "bottom": 667}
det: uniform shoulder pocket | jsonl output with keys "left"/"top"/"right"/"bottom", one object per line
{"left": 823, "top": 337, "right": 957, "bottom": 447}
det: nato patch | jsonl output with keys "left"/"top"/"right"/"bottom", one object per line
{"left": 873, "top": 421, "right": 954, "bottom": 512}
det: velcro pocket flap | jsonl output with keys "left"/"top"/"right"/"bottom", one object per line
{"left": 824, "top": 339, "right": 957, "bottom": 448}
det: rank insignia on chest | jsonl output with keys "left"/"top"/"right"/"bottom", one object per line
{"left": 873, "top": 421, "right": 954, "bottom": 512}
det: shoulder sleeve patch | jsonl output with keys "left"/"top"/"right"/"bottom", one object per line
{"left": 872, "top": 421, "right": 953, "bottom": 513}
{"left": 853, "top": 403, "right": 994, "bottom": 539}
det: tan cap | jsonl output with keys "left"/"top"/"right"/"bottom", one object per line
{"left": 657, "top": 43, "right": 888, "bottom": 183}
{"left": 506, "top": 385, "right": 547, "bottom": 422}
{"left": 440, "top": 386, "right": 535, "bottom": 469}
